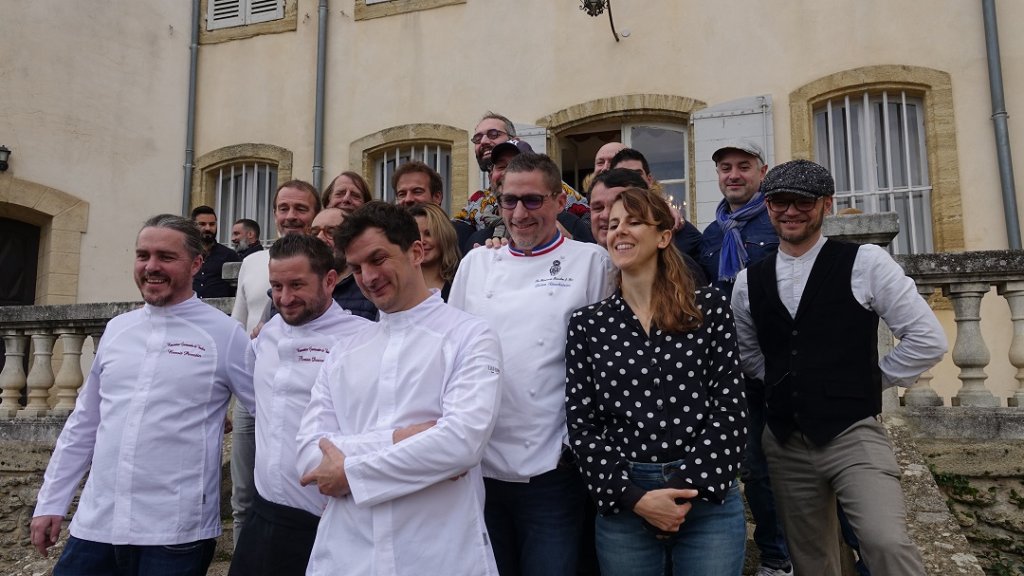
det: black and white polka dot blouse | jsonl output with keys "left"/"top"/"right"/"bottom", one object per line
{"left": 565, "top": 287, "right": 747, "bottom": 516}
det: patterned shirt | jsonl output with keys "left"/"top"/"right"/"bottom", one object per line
{"left": 454, "top": 182, "right": 591, "bottom": 230}
{"left": 565, "top": 288, "right": 747, "bottom": 515}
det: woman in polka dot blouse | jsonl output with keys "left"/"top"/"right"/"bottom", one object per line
{"left": 565, "top": 188, "right": 748, "bottom": 575}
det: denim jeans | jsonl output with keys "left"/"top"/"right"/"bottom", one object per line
{"left": 739, "top": 380, "right": 791, "bottom": 569}
{"left": 484, "top": 464, "right": 585, "bottom": 576}
{"left": 595, "top": 461, "right": 746, "bottom": 576}
{"left": 53, "top": 535, "right": 216, "bottom": 576}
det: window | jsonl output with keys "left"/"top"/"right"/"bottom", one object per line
{"left": 355, "top": 0, "right": 465, "bottom": 21}
{"left": 790, "top": 65, "right": 963, "bottom": 253}
{"left": 813, "top": 91, "right": 932, "bottom": 254}
{"left": 208, "top": 0, "right": 284, "bottom": 31}
{"left": 350, "top": 124, "right": 469, "bottom": 214}
{"left": 558, "top": 122, "right": 689, "bottom": 210}
{"left": 213, "top": 162, "right": 278, "bottom": 245}
{"left": 624, "top": 124, "right": 688, "bottom": 212}
{"left": 373, "top": 143, "right": 452, "bottom": 214}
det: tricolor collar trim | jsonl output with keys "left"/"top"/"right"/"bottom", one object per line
{"left": 508, "top": 231, "right": 564, "bottom": 257}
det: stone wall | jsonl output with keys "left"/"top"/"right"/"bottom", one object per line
{"left": 916, "top": 437, "right": 1024, "bottom": 574}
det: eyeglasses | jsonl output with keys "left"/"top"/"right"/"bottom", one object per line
{"left": 497, "top": 194, "right": 548, "bottom": 210}
{"left": 310, "top": 225, "right": 338, "bottom": 237}
{"left": 765, "top": 196, "right": 820, "bottom": 213}
{"left": 471, "top": 129, "right": 508, "bottom": 144}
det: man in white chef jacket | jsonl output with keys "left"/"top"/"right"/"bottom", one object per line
{"left": 228, "top": 234, "right": 370, "bottom": 576}
{"left": 297, "top": 201, "right": 503, "bottom": 576}
{"left": 30, "top": 214, "right": 256, "bottom": 576}
{"left": 448, "top": 153, "right": 615, "bottom": 576}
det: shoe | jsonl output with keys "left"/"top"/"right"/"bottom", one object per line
{"left": 755, "top": 565, "right": 794, "bottom": 576}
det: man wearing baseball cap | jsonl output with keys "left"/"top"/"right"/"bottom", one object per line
{"left": 699, "top": 140, "right": 792, "bottom": 576}
{"left": 731, "top": 160, "right": 947, "bottom": 574}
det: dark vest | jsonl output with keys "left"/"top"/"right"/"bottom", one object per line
{"left": 747, "top": 240, "right": 881, "bottom": 445}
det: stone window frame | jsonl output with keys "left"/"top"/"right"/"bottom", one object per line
{"left": 535, "top": 93, "right": 707, "bottom": 219}
{"left": 199, "top": 0, "right": 297, "bottom": 45}
{"left": 790, "top": 65, "right": 964, "bottom": 253}
{"left": 355, "top": 0, "right": 465, "bottom": 21}
{"left": 191, "top": 143, "right": 294, "bottom": 233}
{"left": 350, "top": 123, "right": 469, "bottom": 211}
{"left": 0, "top": 177, "right": 89, "bottom": 305}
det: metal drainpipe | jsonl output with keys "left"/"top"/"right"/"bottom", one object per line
{"left": 312, "top": 0, "right": 328, "bottom": 191}
{"left": 182, "top": 0, "right": 201, "bottom": 216}
{"left": 982, "top": 0, "right": 1022, "bottom": 249}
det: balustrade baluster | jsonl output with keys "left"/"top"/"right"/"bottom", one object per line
{"left": 944, "top": 282, "right": 999, "bottom": 407}
{"left": 998, "top": 280, "right": 1024, "bottom": 407}
{"left": 18, "top": 330, "right": 56, "bottom": 418}
{"left": 52, "top": 329, "right": 86, "bottom": 416}
{"left": 903, "top": 286, "right": 943, "bottom": 406}
{"left": 0, "top": 331, "right": 28, "bottom": 418}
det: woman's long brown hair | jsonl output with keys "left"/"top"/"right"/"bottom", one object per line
{"left": 613, "top": 188, "right": 702, "bottom": 333}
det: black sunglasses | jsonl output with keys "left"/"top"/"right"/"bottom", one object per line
{"left": 498, "top": 194, "right": 548, "bottom": 210}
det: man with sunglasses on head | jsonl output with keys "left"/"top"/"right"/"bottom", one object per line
{"left": 731, "top": 160, "right": 946, "bottom": 575}
{"left": 454, "top": 112, "right": 590, "bottom": 240}
{"left": 449, "top": 153, "right": 614, "bottom": 576}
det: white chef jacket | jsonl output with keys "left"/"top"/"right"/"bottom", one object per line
{"left": 296, "top": 292, "right": 503, "bottom": 576}
{"left": 251, "top": 301, "right": 370, "bottom": 516}
{"left": 34, "top": 296, "right": 256, "bottom": 545}
{"left": 731, "top": 235, "right": 948, "bottom": 387}
{"left": 448, "top": 234, "right": 614, "bottom": 481}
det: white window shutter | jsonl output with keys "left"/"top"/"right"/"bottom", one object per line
{"left": 248, "top": 0, "right": 284, "bottom": 24}
{"left": 208, "top": 0, "right": 245, "bottom": 30}
{"left": 513, "top": 123, "right": 548, "bottom": 155}
{"left": 691, "top": 95, "right": 773, "bottom": 229}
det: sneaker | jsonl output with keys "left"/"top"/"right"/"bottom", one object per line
{"left": 755, "top": 565, "right": 794, "bottom": 576}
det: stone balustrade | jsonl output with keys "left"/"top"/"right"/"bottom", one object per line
{"left": 0, "top": 299, "right": 232, "bottom": 418}
{"left": 0, "top": 217, "right": 1022, "bottom": 418}
{"left": 899, "top": 250, "right": 1024, "bottom": 409}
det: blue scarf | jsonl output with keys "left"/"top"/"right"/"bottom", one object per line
{"left": 716, "top": 192, "right": 766, "bottom": 282}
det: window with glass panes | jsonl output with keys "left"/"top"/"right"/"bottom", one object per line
{"left": 214, "top": 162, "right": 277, "bottom": 245}
{"left": 373, "top": 143, "right": 452, "bottom": 214}
{"left": 813, "top": 91, "right": 932, "bottom": 254}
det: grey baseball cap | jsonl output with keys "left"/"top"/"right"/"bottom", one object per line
{"left": 712, "top": 140, "right": 766, "bottom": 163}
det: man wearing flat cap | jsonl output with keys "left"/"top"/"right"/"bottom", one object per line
{"left": 730, "top": 159, "right": 947, "bottom": 575}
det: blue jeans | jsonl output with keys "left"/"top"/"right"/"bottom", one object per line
{"left": 53, "top": 535, "right": 216, "bottom": 576}
{"left": 595, "top": 462, "right": 746, "bottom": 576}
{"left": 484, "top": 464, "right": 585, "bottom": 576}
{"left": 740, "top": 380, "right": 791, "bottom": 569}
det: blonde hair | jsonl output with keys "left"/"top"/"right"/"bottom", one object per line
{"left": 407, "top": 203, "right": 461, "bottom": 282}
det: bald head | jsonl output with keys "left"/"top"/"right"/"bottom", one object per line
{"left": 594, "top": 142, "right": 627, "bottom": 176}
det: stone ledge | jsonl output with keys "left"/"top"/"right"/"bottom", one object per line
{"left": 895, "top": 407, "right": 1024, "bottom": 441}
{"left": 0, "top": 299, "right": 234, "bottom": 328}
{"left": 896, "top": 250, "right": 1024, "bottom": 285}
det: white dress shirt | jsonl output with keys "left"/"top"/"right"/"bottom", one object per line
{"left": 250, "top": 302, "right": 370, "bottom": 516}
{"left": 732, "top": 235, "right": 947, "bottom": 387}
{"left": 448, "top": 235, "right": 615, "bottom": 481}
{"left": 232, "top": 250, "right": 271, "bottom": 333}
{"left": 34, "top": 296, "right": 256, "bottom": 545}
{"left": 296, "top": 292, "right": 503, "bottom": 576}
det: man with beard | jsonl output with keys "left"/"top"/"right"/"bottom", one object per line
{"left": 191, "top": 205, "right": 241, "bottom": 298}
{"left": 232, "top": 218, "right": 264, "bottom": 259}
{"left": 230, "top": 179, "right": 320, "bottom": 547}
{"left": 454, "top": 112, "right": 590, "bottom": 238}
{"left": 30, "top": 215, "right": 255, "bottom": 575}
{"left": 228, "top": 234, "right": 369, "bottom": 576}
{"left": 297, "top": 202, "right": 503, "bottom": 575}
{"left": 732, "top": 160, "right": 946, "bottom": 575}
